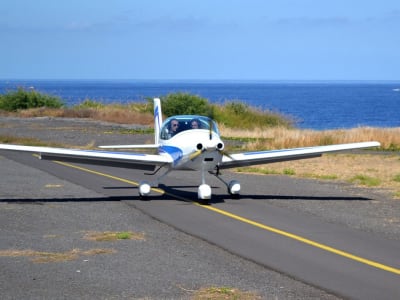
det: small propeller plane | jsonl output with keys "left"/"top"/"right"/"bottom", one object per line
{"left": 0, "top": 98, "right": 380, "bottom": 202}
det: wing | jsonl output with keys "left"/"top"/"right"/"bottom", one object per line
{"left": 0, "top": 144, "right": 172, "bottom": 171}
{"left": 98, "top": 144, "right": 159, "bottom": 149}
{"left": 220, "top": 141, "right": 380, "bottom": 169}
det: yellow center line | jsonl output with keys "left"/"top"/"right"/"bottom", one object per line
{"left": 198, "top": 204, "right": 400, "bottom": 275}
{"left": 53, "top": 160, "right": 400, "bottom": 275}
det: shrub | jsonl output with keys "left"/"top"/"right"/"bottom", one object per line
{"left": 160, "top": 93, "right": 211, "bottom": 116}
{"left": 213, "top": 101, "right": 293, "bottom": 129}
{"left": 73, "top": 99, "right": 105, "bottom": 109}
{"left": 0, "top": 88, "right": 64, "bottom": 111}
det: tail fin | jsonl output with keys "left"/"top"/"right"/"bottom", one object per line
{"left": 154, "top": 98, "right": 162, "bottom": 145}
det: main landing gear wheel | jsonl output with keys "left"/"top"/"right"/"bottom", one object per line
{"left": 138, "top": 181, "right": 151, "bottom": 199}
{"left": 228, "top": 180, "right": 241, "bottom": 198}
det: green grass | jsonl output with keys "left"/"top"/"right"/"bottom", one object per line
{"left": 236, "top": 167, "right": 280, "bottom": 175}
{"left": 84, "top": 231, "right": 145, "bottom": 241}
{"left": 393, "top": 174, "right": 400, "bottom": 182}
{"left": 283, "top": 168, "right": 296, "bottom": 175}
{"left": 349, "top": 174, "right": 381, "bottom": 187}
{"left": 212, "top": 101, "right": 293, "bottom": 129}
{"left": 103, "top": 128, "right": 154, "bottom": 135}
{"left": 115, "top": 232, "right": 132, "bottom": 240}
{"left": 304, "top": 174, "right": 338, "bottom": 180}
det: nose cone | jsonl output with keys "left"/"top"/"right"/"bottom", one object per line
{"left": 205, "top": 139, "right": 224, "bottom": 151}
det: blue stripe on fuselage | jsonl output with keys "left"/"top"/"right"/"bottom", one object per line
{"left": 159, "top": 145, "right": 183, "bottom": 165}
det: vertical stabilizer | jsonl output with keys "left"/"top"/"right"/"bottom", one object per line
{"left": 154, "top": 98, "right": 162, "bottom": 145}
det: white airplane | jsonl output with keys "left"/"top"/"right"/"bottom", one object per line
{"left": 0, "top": 98, "right": 380, "bottom": 202}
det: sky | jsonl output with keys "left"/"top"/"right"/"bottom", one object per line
{"left": 1, "top": 0, "right": 399, "bottom": 80}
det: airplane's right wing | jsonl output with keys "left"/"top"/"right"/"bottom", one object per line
{"left": 0, "top": 144, "right": 173, "bottom": 171}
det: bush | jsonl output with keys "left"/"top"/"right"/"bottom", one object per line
{"left": 0, "top": 88, "right": 64, "bottom": 111}
{"left": 212, "top": 101, "right": 293, "bottom": 129}
{"left": 157, "top": 93, "right": 292, "bottom": 129}
{"left": 160, "top": 93, "right": 211, "bottom": 116}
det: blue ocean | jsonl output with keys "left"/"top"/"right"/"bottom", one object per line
{"left": 1, "top": 80, "right": 399, "bottom": 130}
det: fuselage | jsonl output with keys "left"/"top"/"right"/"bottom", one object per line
{"left": 157, "top": 115, "right": 224, "bottom": 171}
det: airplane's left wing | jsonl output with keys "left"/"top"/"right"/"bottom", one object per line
{"left": 0, "top": 144, "right": 172, "bottom": 171}
{"left": 220, "top": 141, "right": 380, "bottom": 169}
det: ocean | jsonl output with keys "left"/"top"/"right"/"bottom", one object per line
{"left": 1, "top": 79, "right": 399, "bottom": 130}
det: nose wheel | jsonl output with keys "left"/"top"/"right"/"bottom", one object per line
{"left": 198, "top": 184, "right": 212, "bottom": 202}
{"left": 138, "top": 181, "right": 151, "bottom": 199}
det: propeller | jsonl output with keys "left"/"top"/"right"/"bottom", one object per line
{"left": 189, "top": 109, "right": 236, "bottom": 162}
{"left": 189, "top": 149, "right": 204, "bottom": 160}
{"left": 208, "top": 118, "right": 213, "bottom": 140}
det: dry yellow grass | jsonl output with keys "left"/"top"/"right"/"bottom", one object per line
{"left": 6, "top": 107, "right": 154, "bottom": 125}
{"left": 237, "top": 153, "right": 400, "bottom": 199}
{"left": 190, "top": 286, "right": 261, "bottom": 300}
{"left": 221, "top": 126, "right": 400, "bottom": 150}
{"left": 0, "top": 248, "right": 116, "bottom": 263}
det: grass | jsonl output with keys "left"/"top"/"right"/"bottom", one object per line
{"left": 0, "top": 135, "right": 96, "bottom": 150}
{"left": 0, "top": 135, "right": 65, "bottom": 147}
{"left": 212, "top": 101, "right": 293, "bottom": 129}
{"left": 191, "top": 286, "right": 261, "bottom": 300}
{"left": 349, "top": 174, "right": 381, "bottom": 187}
{"left": 393, "top": 174, "right": 400, "bottom": 182}
{"left": 236, "top": 154, "right": 400, "bottom": 199}
{"left": 83, "top": 231, "right": 145, "bottom": 241}
{"left": 0, "top": 248, "right": 115, "bottom": 263}
{"left": 220, "top": 126, "right": 400, "bottom": 151}
{"left": 283, "top": 168, "right": 296, "bottom": 175}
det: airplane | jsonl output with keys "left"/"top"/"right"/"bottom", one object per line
{"left": 0, "top": 98, "right": 380, "bottom": 203}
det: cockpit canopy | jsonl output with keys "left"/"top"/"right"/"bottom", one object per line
{"left": 160, "top": 115, "right": 220, "bottom": 140}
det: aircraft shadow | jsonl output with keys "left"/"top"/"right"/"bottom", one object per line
{"left": 0, "top": 186, "right": 371, "bottom": 204}
{"left": 241, "top": 194, "right": 371, "bottom": 201}
{"left": 0, "top": 196, "right": 142, "bottom": 203}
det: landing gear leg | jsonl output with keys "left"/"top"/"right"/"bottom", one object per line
{"left": 198, "top": 163, "right": 211, "bottom": 203}
{"left": 138, "top": 168, "right": 172, "bottom": 199}
{"left": 213, "top": 167, "right": 241, "bottom": 198}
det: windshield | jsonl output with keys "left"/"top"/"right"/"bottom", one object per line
{"left": 160, "top": 115, "right": 220, "bottom": 140}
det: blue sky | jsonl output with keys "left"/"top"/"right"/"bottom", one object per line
{"left": 1, "top": 0, "right": 399, "bottom": 80}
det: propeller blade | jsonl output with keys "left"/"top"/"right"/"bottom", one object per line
{"left": 208, "top": 119, "right": 213, "bottom": 140}
{"left": 220, "top": 150, "right": 235, "bottom": 160}
{"left": 189, "top": 150, "right": 203, "bottom": 160}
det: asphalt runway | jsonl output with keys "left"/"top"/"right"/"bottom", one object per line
{"left": 1, "top": 151, "right": 399, "bottom": 299}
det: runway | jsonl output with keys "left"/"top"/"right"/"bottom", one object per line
{"left": 2, "top": 151, "right": 400, "bottom": 300}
